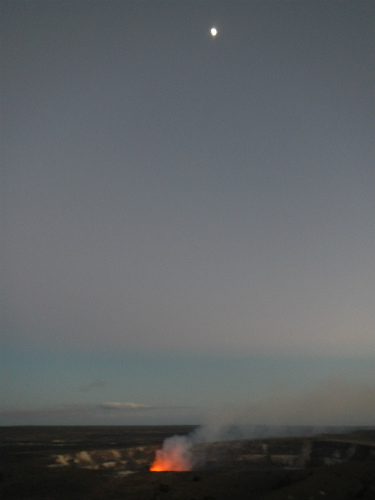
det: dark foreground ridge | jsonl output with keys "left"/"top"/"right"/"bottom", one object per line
{"left": 1, "top": 426, "right": 374, "bottom": 499}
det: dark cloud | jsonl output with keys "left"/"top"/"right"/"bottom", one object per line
{"left": 78, "top": 379, "right": 108, "bottom": 392}
{"left": 0, "top": 402, "right": 151, "bottom": 419}
{"left": 0, "top": 402, "right": 196, "bottom": 425}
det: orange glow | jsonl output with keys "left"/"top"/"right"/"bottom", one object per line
{"left": 150, "top": 439, "right": 193, "bottom": 471}
{"left": 150, "top": 454, "right": 191, "bottom": 471}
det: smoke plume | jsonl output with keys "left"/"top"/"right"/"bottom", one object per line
{"left": 150, "top": 435, "right": 193, "bottom": 471}
{"left": 150, "top": 378, "right": 375, "bottom": 471}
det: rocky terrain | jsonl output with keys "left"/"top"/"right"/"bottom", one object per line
{"left": 1, "top": 426, "right": 374, "bottom": 499}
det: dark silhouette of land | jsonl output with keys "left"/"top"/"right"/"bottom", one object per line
{"left": 1, "top": 426, "right": 374, "bottom": 499}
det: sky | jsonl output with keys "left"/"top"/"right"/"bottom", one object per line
{"left": 1, "top": 0, "right": 374, "bottom": 427}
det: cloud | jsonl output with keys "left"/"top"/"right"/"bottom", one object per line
{"left": 0, "top": 402, "right": 196, "bottom": 425}
{"left": 3, "top": 378, "right": 371, "bottom": 428}
{"left": 99, "top": 402, "right": 150, "bottom": 410}
{"left": 78, "top": 379, "right": 108, "bottom": 392}
{"left": 0, "top": 404, "right": 94, "bottom": 420}
{"left": 0, "top": 402, "right": 153, "bottom": 423}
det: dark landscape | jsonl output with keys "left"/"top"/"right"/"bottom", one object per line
{"left": 1, "top": 426, "right": 374, "bottom": 499}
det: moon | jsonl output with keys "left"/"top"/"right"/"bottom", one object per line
{"left": 210, "top": 27, "right": 218, "bottom": 37}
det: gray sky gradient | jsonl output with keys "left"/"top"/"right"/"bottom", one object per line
{"left": 1, "top": 0, "right": 374, "bottom": 425}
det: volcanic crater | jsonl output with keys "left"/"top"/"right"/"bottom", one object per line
{"left": 1, "top": 426, "right": 375, "bottom": 499}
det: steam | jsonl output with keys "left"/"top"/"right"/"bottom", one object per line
{"left": 149, "top": 421, "right": 368, "bottom": 472}
{"left": 150, "top": 435, "right": 193, "bottom": 471}
{"left": 150, "top": 378, "right": 375, "bottom": 471}
{"left": 149, "top": 423, "right": 315, "bottom": 472}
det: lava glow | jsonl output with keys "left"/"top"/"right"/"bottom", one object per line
{"left": 150, "top": 436, "right": 193, "bottom": 472}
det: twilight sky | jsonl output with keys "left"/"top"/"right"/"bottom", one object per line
{"left": 1, "top": 0, "right": 374, "bottom": 426}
